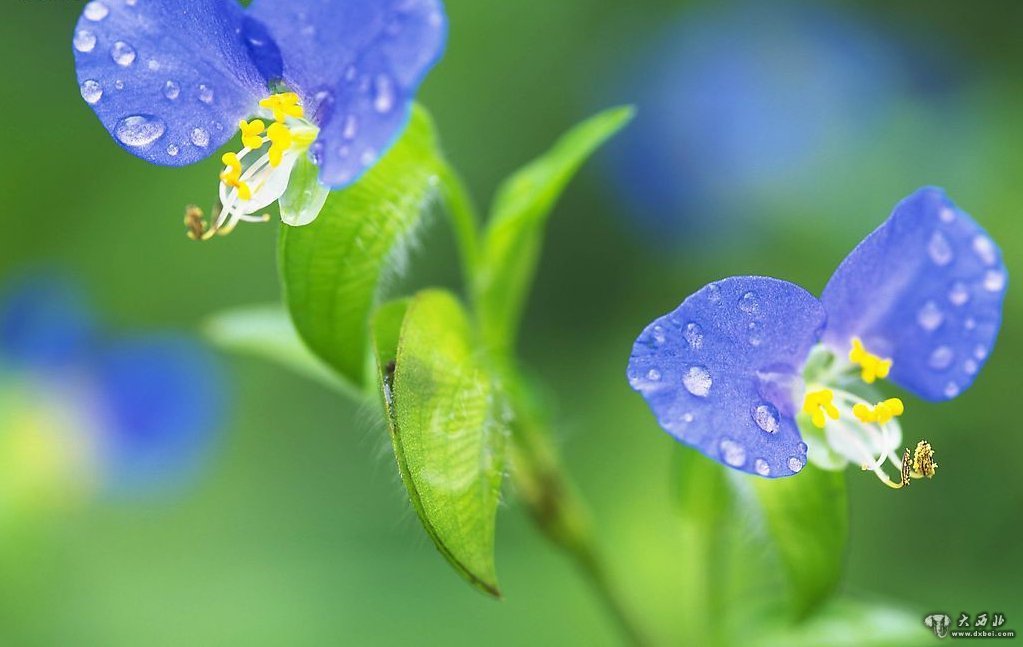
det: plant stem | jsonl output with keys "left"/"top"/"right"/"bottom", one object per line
{"left": 435, "top": 158, "right": 482, "bottom": 295}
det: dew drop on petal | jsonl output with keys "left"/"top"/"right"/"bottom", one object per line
{"left": 166, "top": 143, "right": 179, "bottom": 156}
{"left": 83, "top": 1, "right": 109, "bottom": 21}
{"left": 683, "top": 322, "right": 703, "bottom": 350}
{"left": 928, "top": 345, "right": 954, "bottom": 371}
{"left": 74, "top": 29, "right": 97, "bottom": 53}
{"left": 928, "top": 230, "right": 954, "bottom": 266}
{"left": 114, "top": 115, "right": 166, "bottom": 147}
{"left": 916, "top": 300, "right": 944, "bottom": 332}
{"left": 342, "top": 114, "right": 358, "bottom": 140}
{"left": 964, "top": 359, "right": 978, "bottom": 375}
{"left": 652, "top": 325, "right": 666, "bottom": 345}
{"left": 110, "top": 41, "right": 136, "bottom": 67}
{"left": 79, "top": 79, "right": 102, "bottom": 104}
{"left": 646, "top": 369, "right": 661, "bottom": 382}
{"left": 114, "top": 79, "right": 125, "bottom": 90}
{"left": 797, "top": 442, "right": 808, "bottom": 454}
{"left": 938, "top": 206, "right": 956, "bottom": 223}
{"left": 683, "top": 365, "right": 712, "bottom": 397}
{"left": 944, "top": 382, "right": 961, "bottom": 398}
{"left": 360, "top": 149, "right": 377, "bottom": 166}
{"left": 754, "top": 458, "right": 771, "bottom": 476}
{"left": 974, "top": 344, "right": 988, "bottom": 361}
{"left": 964, "top": 317, "right": 977, "bottom": 331}
{"left": 682, "top": 412, "right": 694, "bottom": 423}
{"left": 948, "top": 281, "right": 970, "bottom": 306}
{"left": 738, "top": 291, "right": 759, "bottom": 314}
{"left": 719, "top": 438, "right": 746, "bottom": 468}
{"left": 707, "top": 283, "right": 722, "bottom": 304}
{"left": 373, "top": 74, "right": 396, "bottom": 113}
{"left": 753, "top": 403, "right": 780, "bottom": 434}
{"left": 973, "top": 235, "right": 997, "bottom": 266}
{"left": 308, "top": 140, "right": 324, "bottom": 165}
{"left": 190, "top": 127, "right": 210, "bottom": 148}
{"left": 788, "top": 456, "right": 804, "bottom": 473}
{"left": 983, "top": 269, "right": 1006, "bottom": 293}
{"left": 163, "top": 80, "right": 180, "bottom": 100}
{"left": 198, "top": 84, "right": 214, "bottom": 104}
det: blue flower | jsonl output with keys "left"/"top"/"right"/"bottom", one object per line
{"left": 0, "top": 272, "right": 226, "bottom": 501}
{"left": 627, "top": 188, "right": 1007, "bottom": 487}
{"left": 74, "top": 0, "right": 447, "bottom": 236}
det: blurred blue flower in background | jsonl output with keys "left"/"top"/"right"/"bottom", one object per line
{"left": 74, "top": 0, "right": 447, "bottom": 234}
{"left": 0, "top": 272, "right": 225, "bottom": 521}
{"left": 605, "top": 3, "right": 950, "bottom": 237}
{"left": 628, "top": 188, "right": 1006, "bottom": 487}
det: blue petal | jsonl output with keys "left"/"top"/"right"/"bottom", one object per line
{"left": 627, "top": 277, "right": 826, "bottom": 477}
{"left": 821, "top": 187, "right": 1007, "bottom": 401}
{"left": 74, "top": 0, "right": 269, "bottom": 166}
{"left": 93, "top": 335, "right": 226, "bottom": 494}
{"left": 0, "top": 273, "right": 95, "bottom": 370}
{"left": 248, "top": 0, "right": 447, "bottom": 187}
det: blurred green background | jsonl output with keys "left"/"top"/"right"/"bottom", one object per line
{"left": 2, "top": 0, "right": 1021, "bottom": 644}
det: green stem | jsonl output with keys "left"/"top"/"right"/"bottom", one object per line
{"left": 435, "top": 157, "right": 482, "bottom": 296}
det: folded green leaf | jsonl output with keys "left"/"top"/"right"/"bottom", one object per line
{"left": 280, "top": 104, "right": 442, "bottom": 389}
{"left": 476, "top": 106, "right": 635, "bottom": 349}
{"left": 372, "top": 290, "right": 507, "bottom": 597}
{"left": 203, "top": 304, "right": 354, "bottom": 395}
{"left": 753, "top": 463, "right": 849, "bottom": 618}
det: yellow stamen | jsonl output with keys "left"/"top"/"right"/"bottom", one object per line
{"left": 802, "top": 388, "right": 840, "bottom": 429}
{"left": 267, "top": 121, "right": 293, "bottom": 167}
{"left": 219, "top": 152, "right": 252, "bottom": 200}
{"left": 239, "top": 119, "right": 266, "bottom": 150}
{"left": 911, "top": 440, "right": 937, "bottom": 478}
{"left": 849, "top": 337, "right": 893, "bottom": 384}
{"left": 259, "top": 92, "right": 304, "bottom": 122}
{"left": 852, "top": 397, "right": 905, "bottom": 425}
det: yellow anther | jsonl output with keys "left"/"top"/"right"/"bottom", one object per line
{"left": 802, "top": 388, "right": 840, "bottom": 429}
{"left": 219, "top": 152, "right": 252, "bottom": 200}
{"left": 239, "top": 119, "right": 266, "bottom": 150}
{"left": 849, "top": 337, "right": 893, "bottom": 384}
{"left": 911, "top": 440, "right": 937, "bottom": 479}
{"left": 267, "top": 121, "right": 293, "bottom": 167}
{"left": 852, "top": 397, "right": 905, "bottom": 425}
{"left": 259, "top": 92, "right": 304, "bottom": 122}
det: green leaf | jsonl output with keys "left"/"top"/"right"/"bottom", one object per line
{"left": 752, "top": 597, "right": 934, "bottom": 647}
{"left": 203, "top": 305, "right": 354, "bottom": 396}
{"left": 753, "top": 463, "right": 849, "bottom": 618}
{"left": 476, "top": 106, "right": 635, "bottom": 349}
{"left": 279, "top": 154, "right": 330, "bottom": 227}
{"left": 279, "top": 104, "right": 442, "bottom": 389}
{"left": 373, "top": 290, "right": 506, "bottom": 597}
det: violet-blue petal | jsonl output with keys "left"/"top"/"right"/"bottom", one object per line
{"left": 627, "top": 277, "right": 826, "bottom": 478}
{"left": 94, "top": 335, "right": 226, "bottom": 494}
{"left": 0, "top": 274, "right": 95, "bottom": 370}
{"left": 821, "top": 187, "right": 1007, "bottom": 401}
{"left": 74, "top": 0, "right": 269, "bottom": 166}
{"left": 247, "top": 0, "right": 447, "bottom": 187}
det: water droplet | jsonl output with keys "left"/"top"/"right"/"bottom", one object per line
{"left": 747, "top": 321, "right": 763, "bottom": 347}
{"left": 797, "top": 442, "right": 808, "bottom": 454}
{"left": 342, "top": 114, "right": 358, "bottom": 140}
{"left": 928, "top": 345, "right": 954, "bottom": 370}
{"left": 373, "top": 74, "right": 395, "bottom": 113}
{"left": 983, "top": 269, "right": 1006, "bottom": 292}
{"left": 360, "top": 149, "right": 378, "bottom": 166}
{"left": 939, "top": 206, "right": 955, "bottom": 223}
{"left": 110, "top": 40, "right": 136, "bottom": 67}
{"left": 344, "top": 65, "right": 357, "bottom": 82}
{"left": 916, "top": 300, "right": 944, "bottom": 332}
{"left": 114, "top": 79, "right": 125, "bottom": 90}
{"left": 125, "top": 0, "right": 136, "bottom": 5}
{"left": 738, "top": 291, "right": 759, "bottom": 314}
{"left": 753, "top": 403, "right": 780, "bottom": 434}
{"left": 683, "top": 322, "right": 703, "bottom": 350}
{"left": 190, "top": 127, "right": 210, "bottom": 148}
{"left": 83, "top": 1, "right": 109, "bottom": 21}
{"left": 944, "top": 382, "right": 960, "bottom": 398}
{"left": 652, "top": 325, "right": 666, "bottom": 345}
{"left": 973, "top": 235, "right": 997, "bottom": 266}
{"left": 754, "top": 458, "right": 771, "bottom": 476}
{"left": 719, "top": 438, "right": 746, "bottom": 468}
{"left": 338, "top": 145, "right": 350, "bottom": 158}
{"left": 163, "top": 80, "right": 180, "bottom": 100}
{"left": 707, "top": 283, "right": 722, "bottom": 304}
{"left": 114, "top": 115, "right": 166, "bottom": 147}
{"left": 964, "top": 359, "right": 978, "bottom": 375}
{"left": 964, "top": 317, "right": 977, "bottom": 331}
{"left": 928, "top": 230, "right": 954, "bottom": 266}
{"left": 788, "top": 456, "right": 804, "bottom": 473}
{"left": 683, "top": 365, "right": 712, "bottom": 397}
{"left": 682, "top": 412, "right": 694, "bottom": 423}
{"left": 646, "top": 369, "right": 661, "bottom": 382}
{"left": 79, "top": 79, "right": 102, "bottom": 104}
{"left": 308, "top": 141, "right": 324, "bottom": 165}
{"left": 198, "top": 84, "right": 214, "bottom": 104}
{"left": 74, "top": 29, "right": 96, "bottom": 53}
{"left": 948, "top": 281, "right": 970, "bottom": 306}
{"left": 147, "top": 58, "right": 160, "bottom": 71}
{"left": 974, "top": 344, "right": 988, "bottom": 361}
{"left": 166, "top": 143, "right": 179, "bottom": 156}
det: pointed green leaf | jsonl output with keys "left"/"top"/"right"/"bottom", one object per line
{"left": 476, "top": 106, "right": 634, "bottom": 348}
{"left": 279, "top": 104, "right": 442, "bottom": 388}
{"left": 203, "top": 305, "right": 354, "bottom": 395}
{"left": 753, "top": 463, "right": 849, "bottom": 618}
{"left": 373, "top": 290, "right": 506, "bottom": 597}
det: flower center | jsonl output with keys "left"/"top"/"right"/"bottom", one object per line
{"left": 800, "top": 338, "right": 938, "bottom": 490}
{"left": 186, "top": 92, "right": 320, "bottom": 241}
